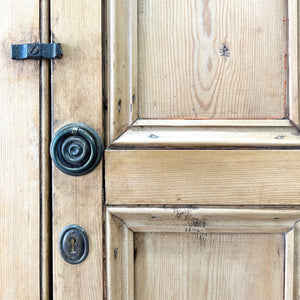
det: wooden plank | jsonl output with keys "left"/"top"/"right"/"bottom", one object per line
{"left": 0, "top": 0, "right": 40, "bottom": 298}
{"left": 108, "top": 207, "right": 300, "bottom": 234}
{"left": 106, "top": 212, "right": 134, "bottom": 300}
{"left": 107, "top": 0, "right": 137, "bottom": 144}
{"left": 51, "top": 0, "right": 103, "bottom": 298}
{"left": 133, "top": 119, "right": 292, "bottom": 127}
{"left": 289, "top": 0, "right": 299, "bottom": 126}
{"left": 135, "top": 232, "right": 284, "bottom": 300}
{"left": 138, "top": 0, "right": 287, "bottom": 119}
{"left": 295, "top": 221, "right": 300, "bottom": 299}
{"left": 285, "top": 230, "right": 294, "bottom": 299}
{"left": 106, "top": 150, "right": 300, "bottom": 205}
{"left": 111, "top": 125, "right": 300, "bottom": 148}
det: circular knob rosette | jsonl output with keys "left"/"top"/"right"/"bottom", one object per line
{"left": 50, "top": 123, "right": 103, "bottom": 176}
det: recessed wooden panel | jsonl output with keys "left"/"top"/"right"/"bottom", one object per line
{"left": 138, "top": 0, "right": 287, "bottom": 119}
{"left": 135, "top": 232, "right": 284, "bottom": 300}
{"left": 106, "top": 208, "right": 300, "bottom": 300}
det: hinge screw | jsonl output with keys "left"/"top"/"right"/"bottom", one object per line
{"left": 28, "top": 44, "right": 40, "bottom": 55}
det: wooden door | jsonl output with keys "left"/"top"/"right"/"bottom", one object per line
{"left": 3, "top": 0, "right": 300, "bottom": 299}
{"left": 0, "top": 0, "right": 49, "bottom": 298}
{"left": 104, "top": 1, "right": 300, "bottom": 299}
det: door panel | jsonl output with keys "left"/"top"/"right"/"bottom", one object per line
{"left": 106, "top": 208, "right": 300, "bottom": 300}
{"left": 51, "top": 0, "right": 103, "bottom": 298}
{"left": 106, "top": 0, "right": 299, "bottom": 147}
{"left": 105, "top": 1, "right": 300, "bottom": 299}
{"left": 135, "top": 233, "right": 283, "bottom": 299}
{"left": 0, "top": 0, "right": 41, "bottom": 298}
{"left": 138, "top": 0, "right": 287, "bottom": 119}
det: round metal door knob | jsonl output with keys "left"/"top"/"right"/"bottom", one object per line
{"left": 50, "top": 123, "right": 103, "bottom": 176}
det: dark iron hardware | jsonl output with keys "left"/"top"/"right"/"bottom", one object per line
{"left": 11, "top": 43, "right": 63, "bottom": 60}
{"left": 59, "top": 225, "right": 89, "bottom": 265}
{"left": 50, "top": 123, "right": 103, "bottom": 176}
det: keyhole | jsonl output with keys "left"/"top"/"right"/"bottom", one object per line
{"left": 70, "top": 238, "right": 76, "bottom": 253}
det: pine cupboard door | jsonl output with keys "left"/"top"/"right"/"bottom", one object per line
{"left": 105, "top": 1, "right": 300, "bottom": 299}
{"left": 0, "top": 0, "right": 46, "bottom": 298}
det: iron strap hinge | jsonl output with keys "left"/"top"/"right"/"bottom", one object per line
{"left": 11, "top": 43, "right": 63, "bottom": 60}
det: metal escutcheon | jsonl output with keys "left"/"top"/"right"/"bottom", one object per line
{"left": 50, "top": 123, "right": 103, "bottom": 176}
{"left": 59, "top": 225, "right": 89, "bottom": 264}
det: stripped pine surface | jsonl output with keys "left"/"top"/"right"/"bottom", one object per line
{"left": 106, "top": 150, "right": 300, "bottom": 205}
{"left": 51, "top": 0, "right": 103, "bottom": 298}
{"left": 138, "top": 0, "right": 287, "bottom": 119}
{"left": 135, "top": 232, "right": 284, "bottom": 300}
{"left": 107, "top": 208, "right": 300, "bottom": 300}
{"left": 0, "top": 0, "right": 40, "bottom": 298}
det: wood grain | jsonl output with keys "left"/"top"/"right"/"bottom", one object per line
{"left": 106, "top": 212, "right": 134, "bottom": 300}
{"left": 135, "top": 232, "right": 284, "bottom": 300}
{"left": 106, "top": 150, "right": 300, "bottom": 205}
{"left": 0, "top": 0, "right": 40, "bottom": 298}
{"left": 107, "top": 0, "right": 138, "bottom": 144}
{"left": 112, "top": 122, "right": 300, "bottom": 148}
{"left": 108, "top": 207, "right": 300, "bottom": 234}
{"left": 295, "top": 221, "right": 300, "bottom": 299}
{"left": 138, "top": 0, "right": 287, "bottom": 119}
{"left": 107, "top": 207, "right": 300, "bottom": 299}
{"left": 289, "top": 0, "right": 299, "bottom": 125}
{"left": 51, "top": 0, "right": 103, "bottom": 298}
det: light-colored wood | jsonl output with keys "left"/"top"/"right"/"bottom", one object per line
{"left": 41, "top": 0, "right": 51, "bottom": 298}
{"left": 295, "top": 221, "right": 300, "bottom": 299}
{"left": 108, "top": 0, "right": 300, "bottom": 147}
{"left": 112, "top": 123, "right": 300, "bottom": 148}
{"left": 138, "top": 0, "right": 287, "bottom": 119}
{"left": 107, "top": 207, "right": 300, "bottom": 233}
{"left": 106, "top": 212, "right": 134, "bottom": 300}
{"left": 107, "top": 0, "right": 138, "bottom": 144}
{"left": 135, "top": 232, "right": 284, "bottom": 300}
{"left": 289, "top": 0, "right": 300, "bottom": 126}
{"left": 106, "top": 150, "right": 300, "bottom": 205}
{"left": 0, "top": 0, "right": 40, "bottom": 298}
{"left": 285, "top": 230, "right": 294, "bottom": 299}
{"left": 51, "top": 0, "right": 103, "bottom": 298}
{"left": 107, "top": 208, "right": 300, "bottom": 299}
{"left": 133, "top": 119, "right": 292, "bottom": 127}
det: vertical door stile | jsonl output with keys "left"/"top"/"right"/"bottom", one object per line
{"left": 51, "top": 0, "right": 103, "bottom": 298}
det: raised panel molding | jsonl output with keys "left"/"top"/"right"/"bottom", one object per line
{"left": 106, "top": 207, "right": 300, "bottom": 300}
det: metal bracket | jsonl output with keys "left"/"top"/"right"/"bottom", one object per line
{"left": 11, "top": 43, "right": 63, "bottom": 60}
